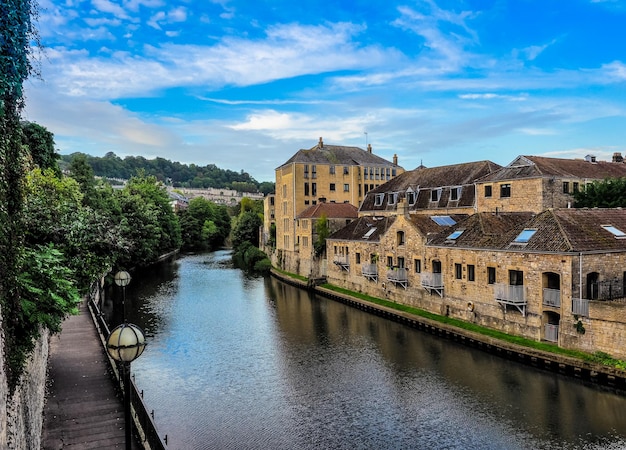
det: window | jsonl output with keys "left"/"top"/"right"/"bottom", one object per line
{"left": 343, "top": 184, "right": 350, "bottom": 192}
{"left": 455, "top": 263, "right": 462, "bottom": 279}
{"left": 573, "top": 182, "right": 579, "bottom": 193}
{"left": 356, "top": 253, "right": 361, "bottom": 264}
{"left": 284, "top": 235, "right": 289, "bottom": 247}
{"left": 302, "top": 220, "right": 308, "bottom": 229}
{"left": 283, "top": 202, "right": 287, "bottom": 214}
{"left": 509, "top": 270, "right": 524, "bottom": 286}
{"left": 282, "top": 184, "right": 287, "bottom": 197}
{"left": 447, "top": 230, "right": 464, "bottom": 240}
{"left": 514, "top": 229, "right": 537, "bottom": 243}
{"left": 302, "top": 236, "right": 308, "bottom": 247}
{"left": 484, "top": 185, "right": 492, "bottom": 197}
{"left": 431, "top": 216, "right": 456, "bottom": 226}
{"left": 312, "top": 165, "right": 317, "bottom": 179}
{"left": 397, "top": 231, "right": 405, "bottom": 246}
{"left": 468, "top": 264, "right": 475, "bottom": 282}
{"left": 312, "top": 183, "right": 317, "bottom": 197}
{"left": 343, "top": 166, "right": 349, "bottom": 175}
{"left": 397, "top": 257, "right": 405, "bottom": 268}
{"left": 330, "top": 183, "right": 336, "bottom": 191}
{"left": 602, "top": 225, "right": 626, "bottom": 238}
{"left": 304, "top": 165, "right": 309, "bottom": 179}
{"left": 364, "top": 184, "right": 369, "bottom": 194}
{"left": 283, "top": 218, "right": 289, "bottom": 230}
{"left": 450, "top": 186, "right": 461, "bottom": 201}
{"left": 414, "top": 259, "right": 421, "bottom": 273}
{"left": 362, "top": 227, "right": 377, "bottom": 239}
{"left": 563, "top": 182, "right": 570, "bottom": 194}
{"left": 375, "top": 168, "right": 380, "bottom": 180}
{"left": 387, "top": 256, "right": 394, "bottom": 267}
{"left": 388, "top": 192, "right": 397, "bottom": 205}
{"left": 430, "top": 189, "right": 441, "bottom": 202}
{"left": 487, "top": 267, "right": 496, "bottom": 284}
{"left": 374, "top": 193, "right": 384, "bottom": 206}
{"left": 407, "top": 190, "right": 417, "bottom": 205}
{"left": 304, "top": 182, "right": 310, "bottom": 196}
{"left": 364, "top": 168, "right": 368, "bottom": 180}
{"left": 392, "top": 168, "right": 397, "bottom": 177}
{"left": 329, "top": 165, "right": 335, "bottom": 175}
{"left": 500, "top": 184, "right": 511, "bottom": 198}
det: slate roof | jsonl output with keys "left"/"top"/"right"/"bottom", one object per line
{"left": 328, "top": 216, "right": 396, "bottom": 242}
{"left": 477, "top": 155, "right": 626, "bottom": 183}
{"left": 277, "top": 140, "right": 402, "bottom": 170}
{"left": 427, "top": 208, "right": 626, "bottom": 253}
{"left": 297, "top": 202, "right": 358, "bottom": 219}
{"left": 359, "top": 160, "right": 500, "bottom": 212}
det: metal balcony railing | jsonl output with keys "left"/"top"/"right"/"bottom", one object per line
{"left": 421, "top": 272, "right": 443, "bottom": 297}
{"left": 543, "top": 288, "right": 561, "bottom": 308}
{"left": 544, "top": 324, "right": 559, "bottom": 343}
{"left": 572, "top": 298, "right": 590, "bottom": 317}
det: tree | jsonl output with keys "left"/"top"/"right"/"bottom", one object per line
{"left": 179, "top": 197, "right": 231, "bottom": 251}
{"left": 314, "top": 214, "right": 330, "bottom": 257}
{"left": 574, "top": 178, "right": 626, "bottom": 208}
{"left": 22, "top": 121, "right": 60, "bottom": 175}
{"left": 232, "top": 210, "right": 262, "bottom": 251}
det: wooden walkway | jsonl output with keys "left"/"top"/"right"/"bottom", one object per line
{"left": 42, "top": 300, "right": 140, "bottom": 449}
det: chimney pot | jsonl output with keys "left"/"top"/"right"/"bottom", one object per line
{"left": 318, "top": 137, "right": 323, "bottom": 148}
{"left": 393, "top": 154, "right": 398, "bottom": 166}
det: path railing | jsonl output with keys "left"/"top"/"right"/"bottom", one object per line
{"left": 89, "top": 287, "right": 169, "bottom": 450}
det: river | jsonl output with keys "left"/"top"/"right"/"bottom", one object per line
{"left": 114, "top": 251, "right": 626, "bottom": 450}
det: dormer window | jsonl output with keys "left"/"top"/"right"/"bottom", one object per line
{"left": 374, "top": 193, "right": 384, "bottom": 206}
{"left": 431, "top": 188, "right": 442, "bottom": 202}
{"left": 450, "top": 186, "right": 461, "bottom": 201}
{"left": 407, "top": 190, "right": 417, "bottom": 205}
{"left": 388, "top": 192, "right": 398, "bottom": 205}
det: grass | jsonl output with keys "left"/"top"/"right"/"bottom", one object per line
{"left": 318, "top": 283, "right": 623, "bottom": 368}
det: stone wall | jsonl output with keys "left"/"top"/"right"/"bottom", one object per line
{"left": 0, "top": 324, "right": 49, "bottom": 450}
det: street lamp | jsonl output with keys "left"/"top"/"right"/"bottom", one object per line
{"left": 114, "top": 270, "right": 131, "bottom": 317}
{"left": 106, "top": 322, "right": 146, "bottom": 450}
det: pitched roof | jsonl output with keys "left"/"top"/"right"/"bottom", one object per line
{"left": 427, "top": 208, "right": 626, "bottom": 253}
{"left": 477, "top": 155, "right": 626, "bottom": 183}
{"left": 359, "top": 160, "right": 500, "bottom": 212}
{"left": 297, "top": 202, "right": 358, "bottom": 219}
{"left": 277, "top": 139, "right": 402, "bottom": 169}
{"left": 328, "top": 216, "right": 395, "bottom": 242}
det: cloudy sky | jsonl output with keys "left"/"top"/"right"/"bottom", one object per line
{"left": 24, "top": 0, "right": 626, "bottom": 182}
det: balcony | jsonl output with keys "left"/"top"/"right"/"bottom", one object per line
{"left": 386, "top": 268, "right": 408, "bottom": 289}
{"left": 544, "top": 323, "right": 559, "bottom": 343}
{"left": 494, "top": 283, "right": 527, "bottom": 316}
{"left": 543, "top": 288, "right": 561, "bottom": 308}
{"left": 362, "top": 263, "right": 378, "bottom": 282}
{"left": 572, "top": 298, "right": 590, "bottom": 317}
{"left": 421, "top": 272, "right": 444, "bottom": 297}
{"left": 333, "top": 254, "right": 350, "bottom": 271}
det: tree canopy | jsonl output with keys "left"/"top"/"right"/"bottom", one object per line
{"left": 574, "top": 178, "right": 626, "bottom": 208}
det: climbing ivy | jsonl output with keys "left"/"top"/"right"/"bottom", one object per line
{"left": 0, "top": 0, "right": 41, "bottom": 390}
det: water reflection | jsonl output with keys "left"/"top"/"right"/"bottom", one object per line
{"left": 126, "top": 252, "right": 626, "bottom": 450}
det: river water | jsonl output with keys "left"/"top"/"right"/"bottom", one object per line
{"left": 117, "top": 251, "right": 626, "bottom": 450}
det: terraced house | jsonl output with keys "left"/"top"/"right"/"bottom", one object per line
{"left": 325, "top": 153, "right": 626, "bottom": 358}
{"left": 272, "top": 137, "right": 404, "bottom": 275}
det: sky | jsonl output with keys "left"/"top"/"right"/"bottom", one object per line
{"left": 23, "top": 0, "right": 626, "bottom": 183}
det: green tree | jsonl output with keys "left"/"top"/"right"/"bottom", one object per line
{"left": 179, "top": 197, "right": 230, "bottom": 251}
{"left": 22, "top": 121, "right": 60, "bottom": 175}
{"left": 574, "top": 178, "right": 626, "bottom": 208}
{"left": 232, "top": 210, "right": 262, "bottom": 251}
{"left": 314, "top": 213, "right": 330, "bottom": 257}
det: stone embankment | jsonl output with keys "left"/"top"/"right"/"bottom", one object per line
{"left": 271, "top": 269, "right": 626, "bottom": 391}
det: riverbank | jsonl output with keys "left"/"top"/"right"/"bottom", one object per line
{"left": 271, "top": 268, "right": 626, "bottom": 392}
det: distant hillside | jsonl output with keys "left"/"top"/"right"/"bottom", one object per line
{"left": 61, "top": 152, "right": 275, "bottom": 194}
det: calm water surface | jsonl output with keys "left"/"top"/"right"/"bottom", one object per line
{"left": 119, "top": 251, "right": 626, "bottom": 450}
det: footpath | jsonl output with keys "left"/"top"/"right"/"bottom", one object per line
{"left": 41, "top": 299, "right": 140, "bottom": 449}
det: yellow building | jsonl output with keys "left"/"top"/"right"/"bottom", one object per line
{"left": 273, "top": 137, "right": 404, "bottom": 274}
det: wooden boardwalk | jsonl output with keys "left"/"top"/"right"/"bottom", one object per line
{"left": 42, "top": 300, "right": 140, "bottom": 449}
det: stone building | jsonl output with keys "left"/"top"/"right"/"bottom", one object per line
{"left": 325, "top": 154, "right": 626, "bottom": 359}
{"left": 273, "top": 137, "right": 404, "bottom": 275}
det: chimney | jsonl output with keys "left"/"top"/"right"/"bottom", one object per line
{"left": 398, "top": 198, "right": 409, "bottom": 218}
{"left": 367, "top": 143, "right": 372, "bottom": 153}
{"left": 613, "top": 152, "right": 623, "bottom": 163}
{"left": 393, "top": 154, "right": 398, "bottom": 165}
{"left": 318, "top": 137, "right": 324, "bottom": 148}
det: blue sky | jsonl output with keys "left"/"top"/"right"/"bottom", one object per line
{"left": 24, "top": 0, "right": 626, "bottom": 182}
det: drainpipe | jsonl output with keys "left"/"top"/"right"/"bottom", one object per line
{"left": 579, "top": 252, "right": 583, "bottom": 307}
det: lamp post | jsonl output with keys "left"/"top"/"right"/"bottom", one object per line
{"left": 106, "top": 322, "right": 146, "bottom": 450}
{"left": 114, "top": 270, "right": 131, "bottom": 318}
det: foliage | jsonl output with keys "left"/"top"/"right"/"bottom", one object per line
{"left": 314, "top": 213, "right": 329, "bottom": 256}
{"left": 573, "top": 177, "right": 626, "bottom": 208}
{"left": 60, "top": 152, "right": 274, "bottom": 192}
{"left": 179, "top": 197, "right": 231, "bottom": 251}
{"left": 21, "top": 121, "right": 60, "bottom": 175}
{"left": 116, "top": 173, "right": 181, "bottom": 267}
{"left": 231, "top": 210, "right": 262, "bottom": 251}
{"left": 232, "top": 241, "right": 271, "bottom": 274}
{"left": 1, "top": 0, "right": 42, "bottom": 390}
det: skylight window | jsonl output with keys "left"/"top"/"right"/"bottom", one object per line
{"left": 447, "top": 230, "right": 464, "bottom": 240}
{"left": 602, "top": 225, "right": 626, "bottom": 238}
{"left": 431, "top": 216, "right": 456, "bottom": 226}
{"left": 363, "top": 227, "right": 377, "bottom": 239}
{"left": 514, "top": 229, "right": 537, "bottom": 243}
